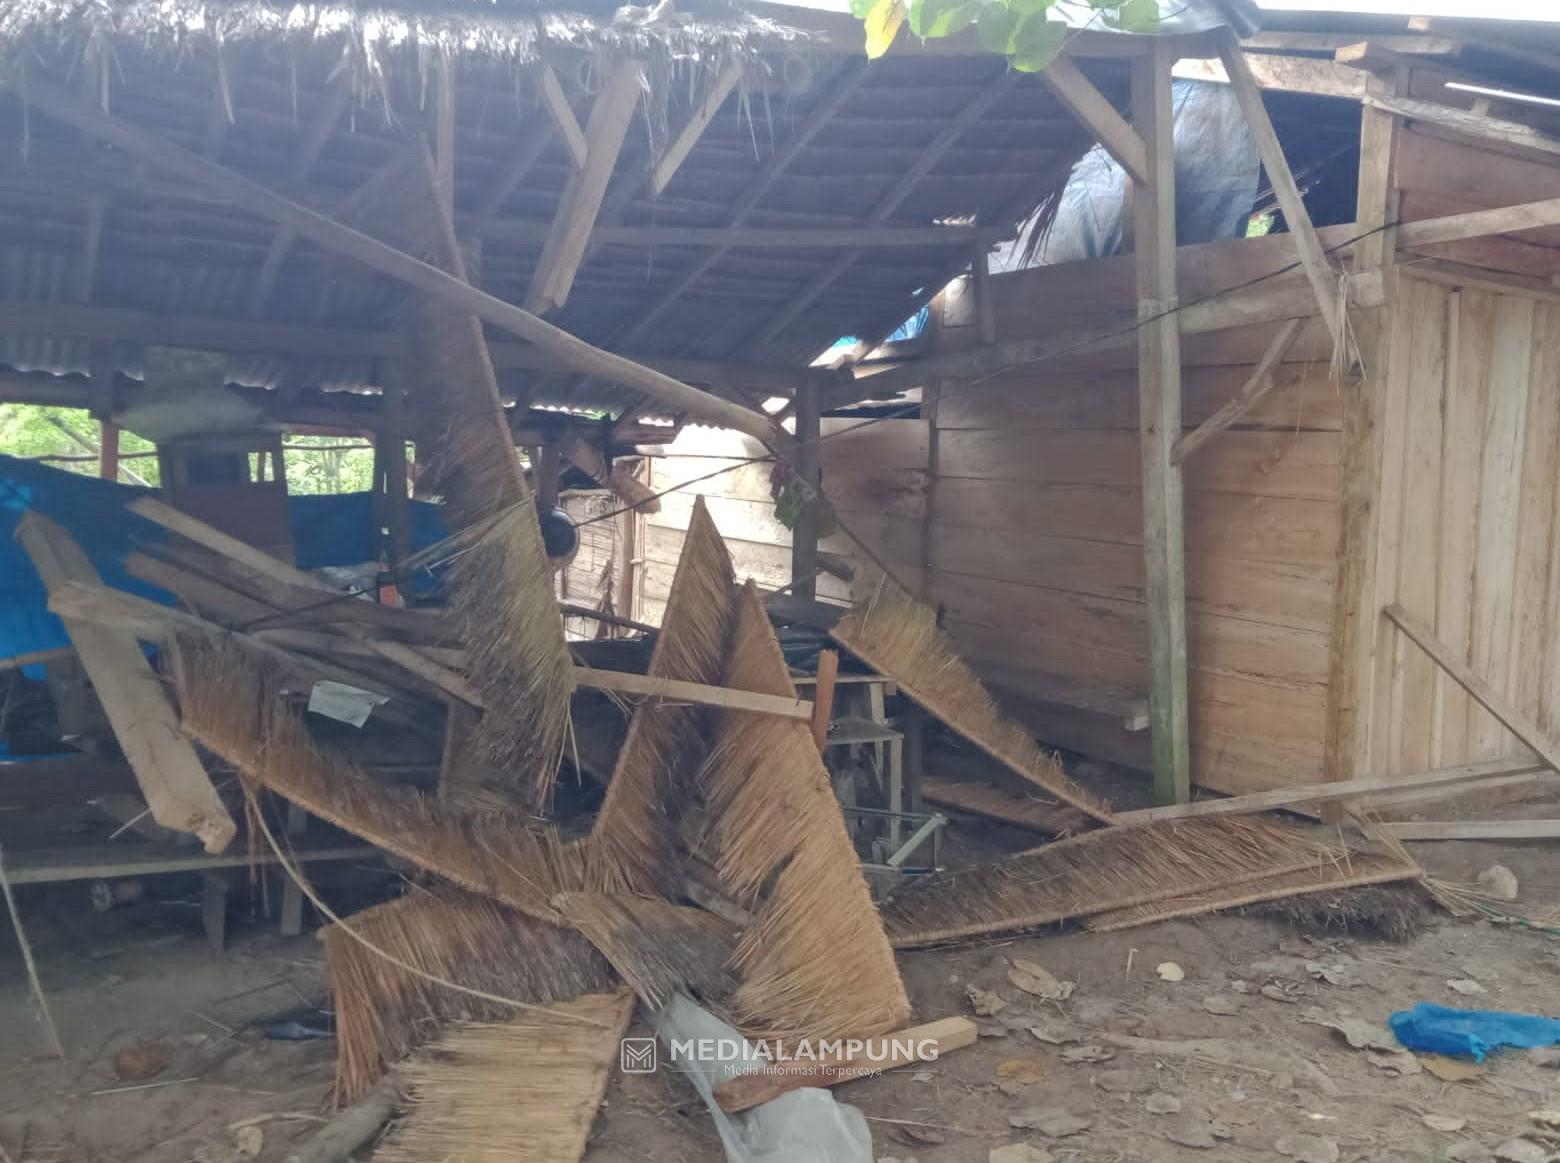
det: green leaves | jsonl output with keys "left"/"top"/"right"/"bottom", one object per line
{"left": 866, "top": 0, "right": 1156, "bottom": 74}
{"left": 909, "top": 0, "right": 984, "bottom": 40}
{"left": 1009, "top": 12, "right": 1065, "bottom": 71}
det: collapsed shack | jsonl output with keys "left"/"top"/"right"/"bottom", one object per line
{"left": 1, "top": 0, "right": 1560, "bottom": 1158}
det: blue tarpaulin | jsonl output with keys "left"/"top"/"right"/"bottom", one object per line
{"left": 0, "top": 453, "right": 447, "bottom": 673}
{"left": 1389, "top": 1003, "right": 1560, "bottom": 1062}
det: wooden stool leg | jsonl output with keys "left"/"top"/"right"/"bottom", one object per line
{"left": 201, "top": 871, "right": 229, "bottom": 955}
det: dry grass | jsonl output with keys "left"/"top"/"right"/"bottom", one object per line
{"left": 377, "top": 988, "right": 636, "bottom": 1163}
{"left": 347, "top": 143, "right": 574, "bottom": 808}
{"left": 553, "top": 891, "right": 741, "bottom": 1011}
{"left": 167, "top": 630, "right": 588, "bottom": 923}
{"left": 325, "top": 887, "right": 616, "bottom": 1103}
{"left": 882, "top": 816, "right": 1347, "bottom": 948}
{"left": 1085, "top": 848, "right": 1423, "bottom": 932}
{"left": 582, "top": 496, "right": 736, "bottom": 894}
{"left": 698, "top": 582, "right": 910, "bottom": 1042}
{"left": 831, "top": 579, "right": 1113, "bottom": 826}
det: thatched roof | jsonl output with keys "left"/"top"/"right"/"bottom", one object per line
{"left": 0, "top": 0, "right": 1109, "bottom": 419}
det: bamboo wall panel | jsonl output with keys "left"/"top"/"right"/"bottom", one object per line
{"left": 640, "top": 419, "right": 926, "bottom": 624}
{"left": 1367, "top": 274, "right": 1560, "bottom": 776}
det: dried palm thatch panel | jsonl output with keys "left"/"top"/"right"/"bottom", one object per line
{"left": 167, "top": 631, "right": 587, "bottom": 923}
{"left": 376, "top": 988, "right": 637, "bottom": 1163}
{"left": 345, "top": 142, "right": 572, "bottom": 807}
{"left": 554, "top": 891, "right": 741, "bottom": 1011}
{"left": 831, "top": 580, "right": 1113, "bottom": 827}
{"left": 699, "top": 582, "right": 910, "bottom": 1042}
{"left": 583, "top": 497, "right": 737, "bottom": 894}
{"left": 882, "top": 816, "right": 1340, "bottom": 948}
{"left": 1085, "top": 848, "right": 1423, "bottom": 933}
{"left": 326, "top": 887, "right": 616, "bottom": 1103}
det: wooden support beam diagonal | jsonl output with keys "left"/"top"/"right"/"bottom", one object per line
{"left": 1217, "top": 36, "right": 1345, "bottom": 352}
{"left": 652, "top": 61, "right": 742, "bottom": 195}
{"left": 247, "top": 76, "right": 355, "bottom": 317}
{"left": 535, "top": 63, "right": 589, "bottom": 171}
{"left": 525, "top": 64, "right": 643, "bottom": 315}
{"left": 607, "top": 59, "right": 870, "bottom": 352}
{"left": 1171, "top": 316, "right": 1302, "bottom": 464}
{"left": 16, "top": 512, "right": 236, "bottom": 852}
{"left": 0, "top": 67, "right": 782, "bottom": 445}
{"left": 1039, "top": 57, "right": 1148, "bottom": 185}
{"left": 750, "top": 68, "right": 1020, "bottom": 352}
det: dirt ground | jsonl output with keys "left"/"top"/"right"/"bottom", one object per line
{"left": 2, "top": 831, "right": 1558, "bottom": 1163}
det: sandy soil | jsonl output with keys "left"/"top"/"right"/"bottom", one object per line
{"left": 2, "top": 835, "right": 1557, "bottom": 1163}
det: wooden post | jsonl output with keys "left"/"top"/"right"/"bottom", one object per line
{"left": 98, "top": 421, "right": 120, "bottom": 481}
{"left": 790, "top": 377, "right": 822, "bottom": 600}
{"left": 811, "top": 648, "right": 839, "bottom": 752}
{"left": 380, "top": 364, "right": 411, "bottom": 576}
{"left": 972, "top": 245, "right": 997, "bottom": 346}
{"left": 1132, "top": 42, "right": 1191, "bottom": 806}
{"left": 1324, "top": 60, "right": 1407, "bottom": 791}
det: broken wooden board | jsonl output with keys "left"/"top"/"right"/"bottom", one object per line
{"left": 921, "top": 776, "right": 1099, "bottom": 837}
{"left": 15, "top": 511, "right": 235, "bottom": 852}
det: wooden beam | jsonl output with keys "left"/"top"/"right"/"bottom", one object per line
{"left": 575, "top": 668, "right": 814, "bottom": 721}
{"left": 1242, "top": 31, "right": 1461, "bottom": 55}
{"left": 1396, "top": 195, "right": 1560, "bottom": 248}
{"left": 5, "top": 841, "right": 371, "bottom": 885}
{"left": 482, "top": 221, "right": 1014, "bottom": 249}
{"left": 0, "top": 68, "right": 783, "bottom": 446}
{"left": 534, "top": 63, "right": 590, "bottom": 171}
{"left": 1218, "top": 36, "right": 1345, "bottom": 351}
{"left": 1133, "top": 41, "right": 1190, "bottom": 806}
{"left": 751, "top": 70, "right": 1019, "bottom": 352}
{"left": 790, "top": 376, "right": 821, "bottom": 599}
{"left": 606, "top": 59, "right": 869, "bottom": 350}
{"left": 1172, "top": 55, "right": 1368, "bottom": 100}
{"left": 525, "top": 63, "right": 643, "bottom": 315}
{"left": 1171, "top": 316, "right": 1302, "bottom": 464}
{"left": 810, "top": 647, "right": 839, "bottom": 751}
{"left": 15, "top": 512, "right": 237, "bottom": 852}
{"left": 652, "top": 61, "right": 742, "bottom": 195}
{"left": 433, "top": 54, "right": 458, "bottom": 222}
{"left": 1116, "top": 757, "right": 1548, "bottom": 825}
{"left": 1039, "top": 56, "right": 1148, "bottom": 185}
{"left": 972, "top": 244, "right": 997, "bottom": 346}
{"left": 1380, "top": 819, "right": 1560, "bottom": 841}
{"left": 1361, "top": 91, "right": 1560, "bottom": 159}
{"left": 1386, "top": 602, "right": 1560, "bottom": 774}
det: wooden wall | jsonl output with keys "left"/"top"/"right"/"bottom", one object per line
{"left": 1365, "top": 273, "right": 1560, "bottom": 775}
{"left": 928, "top": 234, "right": 1343, "bottom": 795}
{"left": 639, "top": 419, "right": 926, "bottom": 625}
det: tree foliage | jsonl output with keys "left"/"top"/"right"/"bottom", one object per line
{"left": 853, "top": 0, "right": 1158, "bottom": 70}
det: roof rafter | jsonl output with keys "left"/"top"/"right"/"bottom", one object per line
{"left": 535, "top": 62, "right": 590, "bottom": 171}
{"left": 1038, "top": 57, "right": 1147, "bottom": 185}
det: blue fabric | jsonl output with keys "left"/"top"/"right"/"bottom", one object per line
{"left": 1389, "top": 1003, "right": 1560, "bottom": 1062}
{"left": 0, "top": 454, "right": 448, "bottom": 672}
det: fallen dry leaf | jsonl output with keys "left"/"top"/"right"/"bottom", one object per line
{"left": 1421, "top": 1055, "right": 1484, "bottom": 1083}
{"left": 1008, "top": 1107, "right": 1093, "bottom": 1138}
{"left": 1448, "top": 978, "right": 1488, "bottom": 996}
{"left": 1423, "top": 1114, "right": 1468, "bottom": 1133}
{"left": 1528, "top": 1110, "right": 1560, "bottom": 1130}
{"left": 1494, "top": 1138, "right": 1547, "bottom": 1163}
{"left": 1146, "top": 1092, "right": 1182, "bottom": 1115}
{"left": 1027, "top": 1019, "right": 1079, "bottom": 1045}
{"left": 1157, "top": 962, "right": 1185, "bottom": 982}
{"left": 996, "top": 1059, "right": 1048, "bottom": 1087}
{"left": 1276, "top": 1133, "right": 1340, "bottom": 1163}
{"left": 1366, "top": 1048, "right": 1421, "bottom": 1075}
{"left": 1094, "top": 1068, "right": 1155, "bottom": 1095}
{"left": 967, "top": 986, "right": 1008, "bottom": 1017}
{"left": 1202, "top": 994, "right": 1241, "bottom": 1016}
{"left": 1008, "top": 959, "right": 1075, "bottom": 1002}
{"left": 1060, "top": 1044, "right": 1116, "bottom": 1065}
{"left": 1301, "top": 1012, "right": 1400, "bottom": 1053}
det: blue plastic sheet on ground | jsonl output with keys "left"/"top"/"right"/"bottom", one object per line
{"left": 1388, "top": 1003, "right": 1560, "bottom": 1061}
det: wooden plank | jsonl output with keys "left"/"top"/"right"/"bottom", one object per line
{"left": 1118, "top": 756, "right": 1547, "bottom": 825}
{"left": 1468, "top": 295, "right": 1535, "bottom": 758}
{"left": 1039, "top": 57, "right": 1148, "bottom": 185}
{"left": 15, "top": 512, "right": 237, "bottom": 853}
{"left": 1364, "top": 92, "right": 1560, "bottom": 159}
{"left": 790, "top": 377, "right": 821, "bottom": 598}
{"left": 1397, "top": 194, "right": 1560, "bottom": 250}
{"left": 1172, "top": 54, "right": 1368, "bottom": 100}
{"left": 921, "top": 776, "right": 1098, "bottom": 836}
{"left": 652, "top": 62, "right": 742, "bottom": 195}
{"left": 937, "top": 429, "right": 1341, "bottom": 500}
{"left": 0, "top": 68, "right": 781, "bottom": 448}
{"left": 5, "top": 841, "right": 371, "bottom": 885}
{"left": 713, "top": 1017, "right": 977, "bottom": 1113}
{"left": 1219, "top": 36, "right": 1344, "bottom": 350}
{"left": 576, "top": 668, "right": 812, "bottom": 721}
{"left": 525, "top": 64, "right": 643, "bottom": 314}
{"left": 1382, "top": 819, "right": 1560, "bottom": 841}
{"left": 1510, "top": 301, "right": 1560, "bottom": 741}
{"left": 1433, "top": 289, "right": 1480, "bottom": 767}
{"left": 534, "top": 63, "right": 589, "bottom": 171}
{"left": 1171, "top": 319, "right": 1303, "bottom": 464}
{"left": 1387, "top": 601, "right": 1560, "bottom": 774}
{"left": 1388, "top": 278, "right": 1447, "bottom": 775}
{"left": 810, "top": 648, "right": 838, "bottom": 751}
